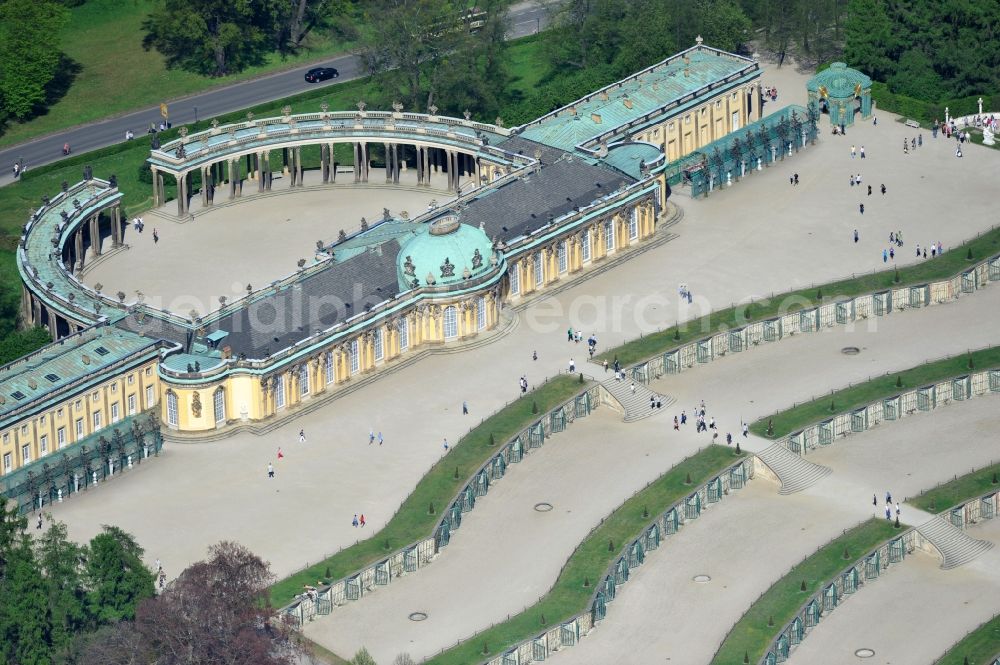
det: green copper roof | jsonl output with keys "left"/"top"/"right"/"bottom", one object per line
{"left": 519, "top": 45, "right": 757, "bottom": 152}
{"left": 807, "top": 63, "right": 872, "bottom": 98}
{"left": 0, "top": 326, "right": 159, "bottom": 427}
{"left": 601, "top": 142, "right": 663, "bottom": 179}
{"left": 396, "top": 216, "right": 496, "bottom": 290}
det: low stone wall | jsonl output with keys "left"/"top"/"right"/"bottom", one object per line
{"left": 780, "top": 368, "right": 1000, "bottom": 456}
{"left": 481, "top": 456, "right": 756, "bottom": 665}
{"left": 279, "top": 384, "right": 603, "bottom": 627}
{"left": 760, "top": 528, "right": 918, "bottom": 665}
{"left": 625, "top": 254, "right": 1000, "bottom": 385}
{"left": 938, "top": 488, "right": 1000, "bottom": 533}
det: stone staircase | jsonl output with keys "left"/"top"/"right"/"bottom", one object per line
{"left": 916, "top": 516, "right": 994, "bottom": 569}
{"left": 600, "top": 377, "right": 673, "bottom": 423}
{"left": 755, "top": 443, "right": 832, "bottom": 495}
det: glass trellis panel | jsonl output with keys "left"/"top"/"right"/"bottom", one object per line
{"left": 800, "top": 309, "right": 817, "bottom": 332}
{"left": 551, "top": 408, "right": 567, "bottom": 433}
{"left": 990, "top": 255, "right": 1000, "bottom": 280}
{"left": 664, "top": 350, "right": 680, "bottom": 373}
{"left": 450, "top": 503, "right": 463, "bottom": 528}
{"left": 788, "top": 432, "right": 803, "bottom": 454}
{"left": 950, "top": 508, "right": 964, "bottom": 528}
{"left": 509, "top": 439, "right": 523, "bottom": 462}
{"left": 763, "top": 319, "right": 781, "bottom": 341}
{"left": 627, "top": 541, "right": 644, "bottom": 567}
{"left": 592, "top": 591, "right": 607, "bottom": 621}
{"left": 375, "top": 561, "right": 389, "bottom": 585}
{"left": 696, "top": 339, "right": 712, "bottom": 363}
{"left": 818, "top": 420, "right": 833, "bottom": 445}
{"left": 645, "top": 524, "right": 661, "bottom": 550}
{"left": 764, "top": 652, "right": 777, "bottom": 665}
{"left": 835, "top": 301, "right": 853, "bottom": 324}
{"left": 462, "top": 486, "right": 475, "bottom": 512}
{"left": 603, "top": 575, "right": 616, "bottom": 601}
{"left": 529, "top": 423, "right": 545, "bottom": 447}
{"left": 843, "top": 567, "right": 859, "bottom": 594}
{"left": 316, "top": 593, "right": 332, "bottom": 615}
{"left": 865, "top": 552, "right": 880, "bottom": 579}
{"left": 917, "top": 387, "right": 935, "bottom": 411}
{"left": 707, "top": 477, "right": 723, "bottom": 503}
{"left": 805, "top": 600, "right": 821, "bottom": 626}
{"left": 631, "top": 364, "right": 649, "bottom": 383}
{"left": 789, "top": 617, "right": 804, "bottom": 644}
{"left": 776, "top": 634, "right": 790, "bottom": 661}
{"left": 728, "top": 329, "right": 744, "bottom": 352}
{"left": 344, "top": 577, "right": 360, "bottom": 600}
{"left": 404, "top": 547, "right": 417, "bottom": 572}
{"left": 981, "top": 495, "right": 996, "bottom": 519}
{"left": 685, "top": 493, "right": 701, "bottom": 519}
{"left": 822, "top": 583, "right": 838, "bottom": 611}
{"left": 491, "top": 454, "right": 506, "bottom": 479}
{"left": 730, "top": 464, "right": 746, "bottom": 489}
{"left": 560, "top": 623, "right": 578, "bottom": 646}
{"left": 888, "top": 537, "right": 905, "bottom": 563}
{"left": 991, "top": 370, "right": 1000, "bottom": 392}
{"left": 664, "top": 508, "right": 679, "bottom": 534}
{"left": 437, "top": 518, "right": 451, "bottom": 547}
{"left": 961, "top": 271, "right": 977, "bottom": 293}
{"left": 574, "top": 393, "right": 591, "bottom": 417}
{"left": 502, "top": 651, "right": 519, "bottom": 665}
{"left": 873, "top": 291, "right": 891, "bottom": 315}
{"left": 883, "top": 397, "right": 899, "bottom": 420}
{"left": 851, "top": 409, "right": 866, "bottom": 432}
{"left": 953, "top": 376, "right": 970, "bottom": 400}
{"left": 533, "top": 639, "right": 547, "bottom": 661}
{"left": 614, "top": 557, "right": 629, "bottom": 584}
{"left": 909, "top": 285, "right": 929, "bottom": 307}
{"left": 475, "top": 469, "right": 489, "bottom": 496}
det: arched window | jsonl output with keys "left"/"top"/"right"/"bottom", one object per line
{"left": 582, "top": 230, "right": 592, "bottom": 262}
{"left": 374, "top": 328, "right": 384, "bottom": 361}
{"left": 629, "top": 208, "right": 639, "bottom": 240}
{"left": 533, "top": 252, "right": 543, "bottom": 286}
{"left": 299, "top": 364, "right": 309, "bottom": 396}
{"left": 510, "top": 263, "right": 520, "bottom": 295}
{"left": 557, "top": 241, "right": 568, "bottom": 273}
{"left": 398, "top": 318, "right": 409, "bottom": 351}
{"left": 350, "top": 339, "right": 360, "bottom": 373}
{"left": 477, "top": 297, "right": 487, "bottom": 330}
{"left": 443, "top": 305, "right": 458, "bottom": 340}
{"left": 213, "top": 387, "right": 226, "bottom": 425}
{"left": 275, "top": 375, "right": 286, "bottom": 409}
{"left": 166, "top": 390, "right": 178, "bottom": 427}
{"left": 324, "top": 351, "right": 334, "bottom": 384}
{"left": 604, "top": 220, "right": 615, "bottom": 252}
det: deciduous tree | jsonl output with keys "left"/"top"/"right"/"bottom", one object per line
{"left": 0, "top": 0, "right": 70, "bottom": 120}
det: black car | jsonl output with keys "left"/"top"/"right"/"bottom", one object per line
{"left": 305, "top": 67, "right": 339, "bottom": 83}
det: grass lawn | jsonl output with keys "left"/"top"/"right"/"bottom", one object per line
{"left": 595, "top": 227, "right": 1000, "bottom": 369}
{"left": 911, "top": 462, "right": 1000, "bottom": 513}
{"left": 749, "top": 347, "right": 1000, "bottom": 439}
{"left": 268, "top": 374, "right": 588, "bottom": 607}
{"left": 427, "top": 445, "right": 743, "bottom": 665}
{"left": 711, "top": 518, "right": 902, "bottom": 665}
{"left": 0, "top": 0, "right": 364, "bottom": 148}
{"left": 934, "top": 614, "right": 1000, "bottom": 665}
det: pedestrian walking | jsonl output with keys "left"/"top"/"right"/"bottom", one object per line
{"left": 277, "top": 447, "right": 284, "bottom": 460}
{"left": 352, "top": 514, "right": 359, "bottom": 527}
{"left": 709, "top": 417, "right": 716, "bottom": 429}
{"left": 854, "top": 229, "right": 859, "bottom": 243}
{"left": 742, "top": 423, "right": 749, "bottom": 437}
{"left": 850, "top": 174, "right": 855, "bottom": 186}
{"left": 886, "top": 491, "right": 892, "bottom": 503}
{"left": 681, "top": 411, "right": 687, "bottom": 425}
{"left": 860, "top": 203, "right": 865, "bottom": 215}
{"left": 881, "top": 184, "right": 886, "bottom": 195}
{"left": 299, "top": 429, "right": 305, "bottom": 443}
{"left": 36, "top": 513, "right": 42, "bottom": 530}
{"left": 153, "top": 229, "right": 159, "bottom": 244}
{"left": 567, "top": 327, "right": 573, "bottom": 342}
{"left": 369, "top": 429, "right": 375, "bottom": 445}
{"left": 867, "top": 184, "right": 872, "bottom": 196}
{"left": 462, "top": 400, "right": 469, "bottom": 415}
{"left": 359, "top": 514, "right": 366, "bottom": 527}
{"left": 883, "top": 249, "right": 888, "bottom": 263}
{"left": 267, "top": 462, "right": 274, "bottom": 478}
{"left": 895, "top": 502, "right": 900, "bottom": 517}
{"left": 890, "top": 247, "right": 895, "bottom": 260}
{"left": 726, "top": 433, "right": 732, "bottom": 445}
{"left": 377, "top": 432, "right": 383, "bottom": 446}
{"left": 673, "top": 416, "right": 679, "bottom": 431}
{"left": 443, "top": 438, "right": 449, "bottom": 451}
{"left": 569, "top": 358, "right": 575, "bottom": 373}
{"left": 793, "top": 173, "right": 799, "bottom": 185}
{"left": 630, "top": 382, "right": 636, "bottom": 394}
{"left": 860, "top": 145, "right": 866, "bottom": 158}
{"left": 603, "top": 359, "right": 609, "bottom": 373}
{"left": 885, "top": 504, "right": 892, "bottom": 520}
{"left": 532, "top": 350, "right": 537, "bottom": 361}
{"left": 851, "top": 145, "right": 856, "bottom": 158}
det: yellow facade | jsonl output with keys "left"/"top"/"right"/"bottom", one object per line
{"left": 1, "top": 359, "right": 159, "bottom": 476}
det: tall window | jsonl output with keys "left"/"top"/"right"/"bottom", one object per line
{"left": 629, "top": 208, "right": 639, "bottom": 240}
{"left": 582, "top": 230, "right": 592, "bottom": 262}
{"left": 128, "top": 394, "right": 136, "bottom": 415}
{"left": 111, "top": 403, "right": 120, "bottom": 423}
{"left": 166, "top": 391, "right": 178, "bottom": 427}
{"left": 533, "top": 252, "right": 543, "bottom": 286}
{"left": 557, "top": 241, "right": 568, "bottom": 273}
{"left": 275, "top": 376, "right": 286, "bottom": 409}
{"left": 510, "top": 263, "right": 520, "bottom": 295}
{"left": 145, "top": 385, "right": 155, "bottom": 408}
{"left": 374, "top": 328, "right": 384, "bottom": 361}
{"left": 2, "top": 453, "right": 10, "bottom": 475}
{"left": 398, "top": 318, "right": 409, "bottom": 351}
{"left": 75, "top": 418, "right": 84, "bottom": 439}
{"left": 604, "top": 220, "right": 615, "bottom": 252}
{"left": 477, "top": 297, "right": 487, "bottom": 330}
{"left": 39, "top": 435, "right": 48, "bottom": 457}
{"left": 324, "top": 351, "right": 335, "bottom": 384}
{"left": 350, "top": 339, "right": 360, "bottom": 373}
{"left": 92, "top": 411, "right": 102, "bottom": 431}
{"left": 299, "top": 364, "right": 310, "bottom": 396}
{"left": 21, "top": 445, "right": 30, "bottom": 465}
{"left": 57, "top": 427, "right": 66, "bottom": 449}
{"left": 443, "top": 305, "right": 458, "bottom": 340}
{"left": 214, "top": 388, "right": 226, "bottom": 425}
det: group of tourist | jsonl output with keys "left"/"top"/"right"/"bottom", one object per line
{"left": 874, "top": 491, "right": 901, "bottom": 521}
{"left": 671, "top": 400, "right": 748, "bottom": 448}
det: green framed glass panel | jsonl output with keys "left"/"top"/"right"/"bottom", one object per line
{"left": 805, "top": 599, "right": 821, "bottom": 626}
{"left": 403, "top": 547, "right": 418, "bottom": 572}
{"left": 822, "top": 583, "right": 838, "bottom": 611}
{"left": 627, "top": 541, "right": 644, "bottom": 567}
{"left": 592, "top": 591, "right": 607, "bottom": 621}
{"left": 528, "top": 422, "right": 544, "bottom": 448}
{"left": 888, "top": 537, "right": 905, "bottom": 563}
{"left": 502, "top": 651, "right": 519, "bottom": 665}
{"left": 728, "top": 329, "right": 744, "bottom": 352}
{"left": 509, "top": 439, "right": 523, "bottom": 463}
{"left": 950, "top": 508, "right": 964, "bottom": 528}
{"left": 989, "top": 255, "right": 1000, "bottom": 281}
{"left": 437, "top": 518, "right": 451, "bottom": 548}
{"left": 645, "top": 524, "right": 661, "bottom": 550}
{"left": 475, "top": 469, "right": 489, "bottom": 497}
{"left": 917, "top": 386, "right": 935, "bottom": 411}
{"left": 764, "top": 652, "right": 777, "bottom": 665}
{"left": 532, "top": 638, "right": 547, "bottom": 661}
{"left": 707, "top": 476, "right": 723, "bottom": 503}
{"left": 664, "top": 350, "right": 680, "bottom": 374}
{"left": 991, "top": 370, "right": 1000, "bottom": 392}
{"left": 375, "top": 561, "right": 389, "bottom": 585}
{"left": 603, "top": 575, "right": 616, "bottom": 601}
{"left": 316, "top": 593, "right": 332, "bottom": 615}
{"left": 843, "top": 567, "right": 859, "bottom": 594}
{"left": 953, "top": 376, "right": 970, "bottom": 401}
{"left": 851, "top": 409, "right": 867, "bottom": 432}
{"left": 800, "top": 309, "right": 818, "bottom": 332}
{"left": 818, "top": 420, "right": 833, "bottom": 445}
{"left": 763, "top": 318, "right": 781, "bottom": 341}
{"left": 614, "top": 557, "right": 629, "bottom": 584}
{"left": 873, "top": 291, "right": 891, "bottom": 315}
{"left": 788, "top": 432, "right": 803, "bottom": 454}
{"left": 776, "top": 634, "right": 790, "bottom": 661}
{"left": 983, "top": 495, "right": 996, "bottom": 520}
{"left": 865, "top": 552, "right": 880, "bottom": 579}
{"left": 789, "top": 617, "right": 804, "bottom": 644}
{"left": 631, "top": 363, "right": 649, "bottom": 383}
{"left": 574, "top": 393, "right": 591, "bottom": 417}
{"left": 664, "top": 508, "right": 679, "bottom": 534}
{"left": 730, "top": 464, "right": 746, "bottom": 489}
{"left": 696, "top": 339, "right": 712, "bottom": 363}
{"left": 560, "top": 623, "right": 578, "bottom": 646}
{"left": 491, "top": 454, "right": 507, "bottom": 479}
{"left": 450, "top": 503, "right": 462, "bottom": 529}
{"left": 835, "top": 301, "right": 853, "bottom": 324}
{"left": 344, "top": 576, "right": 361, "bottom": 600}
{"left": 550, "top": 408, "right": 566, "bottom": 433}
{"left": 909, "top": 285, "right": 929, "bottom": 307}
{"left": 462, "top": 486, "right": 475, "bottom": 512}
{"left": 961, "top": 270, "right": 977, "bottom": 293}
{"left": 883, "top": 396, "right": 899, "bottom": 420}
{"left": 685, "top": 493, "right": 701, "bottom": 519}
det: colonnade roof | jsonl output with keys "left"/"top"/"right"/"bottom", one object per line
{"left": 149, "top": 111, "right": 516, "bottom": 175}
{"left": 517, "top": 43, "right": 758, "bottom": 153}
{"left": 0, "top": 325, "right": 157, "bottom": 428}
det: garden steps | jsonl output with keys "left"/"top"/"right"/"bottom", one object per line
{"left": 916, "top": 515, "right": 994, "bottom": 569}
{"left": 756, "top": 443, "right": 832, "bottom": 494}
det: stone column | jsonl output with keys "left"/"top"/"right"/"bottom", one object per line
{"left": 201, "top": 167, "right": 210, "bottom": 206}
{"left": 474, "top": 157, "right": 482, "bottom": 189}
{"left": 151, "top": 166, "right": 160, "bottom": 206}
{"left": 45, "top": 306, "right": 57, "bottom": 339}
{"left": 322, "top": 144, "right": 330, "bottom": 183}
{"left": 353, "top": 142, "right": 360, "bottom": 183}
{"left": 75, "top": 231, "right": 85, "bottom": 273}
{"left": 229, "top": 159, "right": 237, "bottom": 199}
{"left": 263, "top": 152, "right": 272, "bottom": 191}
{"left": 361, "top": 142, "right": 369, "bottom": 182}
{"left": 445, "top": 150, "right": 453, "bottom": 191}
{"left": 384, "top": 142, "right": 392, "bottom": 183}
{"left": 329, "top": 142, "right": 336, "bottom": 183}
{"left": 258, "top": 152, "right": 266, "bottom": 192}
{"left": 176, "top": 174, "right": 186, "bottom": 216}
{"left": 112, "top": 205, "right": 122, "bottom": 247}
{"left": 90, "top": 214, "right": 101, "bottom": 257}
{"left": 32, "top": 296, "right": 41, "bottom": 327}
{"left": 392, "top": 143, "right": 400, "bottom": 184}
{"left": 296, "top": 147, "right": 303, "bottom": 187}
{"left": 415, "top": 147, "right": 423, "bottom": 185}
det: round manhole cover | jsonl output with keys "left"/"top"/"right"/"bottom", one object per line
{"left": 692, "top": 574, "right": 711, "bottom": 583}
{"left": 408, "top": 612, "right": 428, "bottom": 622}
{"left": 854, "top": 648, "right": 875, "bottom": 658}
{"left": 534, "top": 502, "right": 553, "bottom": 512}
{"left": 841, "top": 346, "right": 861, "bottom": 355}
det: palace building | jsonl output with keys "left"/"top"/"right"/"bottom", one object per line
{"left": 5, "top": 39, "right": 764, "bottom": 504}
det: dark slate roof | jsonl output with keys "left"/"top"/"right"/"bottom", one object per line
{"left": 206, "top": 240, "right": 402, "bottom": 358}
{"left": 459, "top": 156, "right": 633, "bottom": 242}
{"left": 115, "top": 313, "right": 191, "bottom": 349}
{"left": 497, "top": 135, "right": 568, "bottom": 166}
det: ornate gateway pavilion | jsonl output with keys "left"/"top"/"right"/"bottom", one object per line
{"left": 6, "top": 39, "right": 762, "bottom": 487}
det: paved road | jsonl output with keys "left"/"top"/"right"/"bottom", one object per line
{"left": 0, "top": 1, "right": 550, "bottom": 184}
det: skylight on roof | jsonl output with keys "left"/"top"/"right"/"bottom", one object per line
{"left": 10, "top": 391, "right": 25, "bottom": 400}
{"left": 94, "top": 346, "right": 110, "bottom": 356}
{"left": 45, "top": 373, "right": 59, "bottom": 382}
